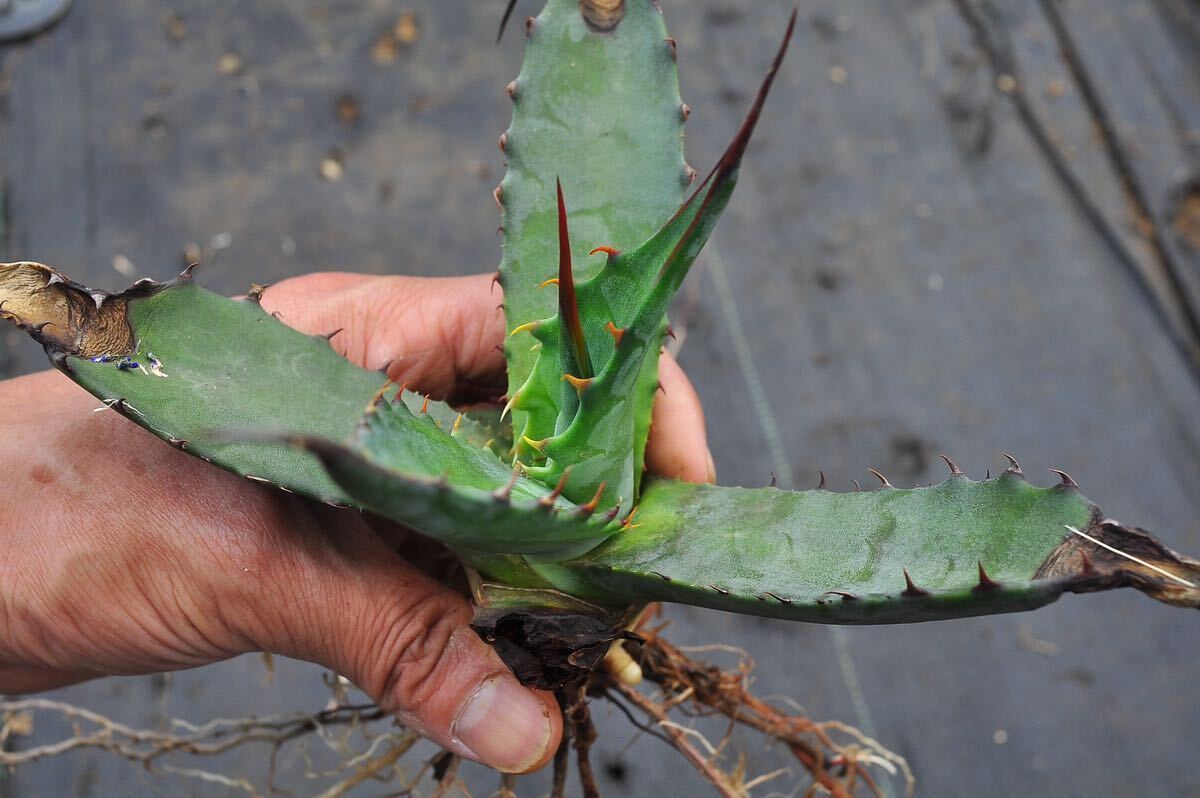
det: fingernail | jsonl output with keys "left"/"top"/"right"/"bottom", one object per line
{"left": 452, "top": 674, "right": 553, "bottom": 773}
{"left": 706, "top": 450, "right": 717, "bottom": 484}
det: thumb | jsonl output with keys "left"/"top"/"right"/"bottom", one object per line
{"left": 227, "top": 511, "right": 561, "bottom": 773}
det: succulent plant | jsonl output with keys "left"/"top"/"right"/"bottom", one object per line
{"left": 1, "top": 0, "right": 1197, "bottom": 689}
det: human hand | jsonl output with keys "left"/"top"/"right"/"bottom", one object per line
{"left": 0, "top": 271, "right": 713, "bottom": 773}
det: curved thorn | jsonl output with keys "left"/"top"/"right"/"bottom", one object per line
{"left": 577, "top": 481, "right": 606, "bottom": 516}
{"left": 320, "top": 328, "right": 343, "bottom": 342}
{"left": 420, "top": 394, "right": 430, "bottom": 415}
{"left": 1001, "top": 452, "right": 1024, "bottom": 478}
{"left": 589, "top": 245, "right": 619, "bottom": 258}
{"left": 490, "top": 271, "right": 501, "bottom": 291}
{"left": 769, "top": 473, "right": 777, "bottom": 488}
{"left": 868, "top": 468, "right": 893, "bottom": 488}
{"left": 706, "top": 584, "right": 731, "bottom": 596}
{"left": 493, "top": 467, "right": 521, "bottom": 502}
{"left": 1079, "top": 550, "right": 1097, "bottom": 576}
{"left": 1048, "top": 468, "right": 1078, "bottom": 487}
{"left": 764, "top": 591, "right": 792, "bottom": 604}
{"left": 366, "top": 379, "right": 395, "bottom": 413}
{"left": 179, "top": 262, "right": 200, "bottom": 280}
{"left": 520, "top": 435, "right": 547, "bottom": 454}
{"left": 539, "top": 468, "right": 571, "bottom": 508}
{"left": 824, "top": 591, "right": 859, "bottom": 601}
{"left": 539, "top": 277, "right": 559, "bottom": 289}
{"left": 452, "top": 413, "right": 464, "bottom": 435}
{"left": 985, "top": 468, "right": 992, "bottom": 480}
{"left": 650, "top": 571, "right": 671, "bottom": 582}
{"left": 621, "top": 505, "right": 641, "bottom": 529}
{"left": 604, "top": 320, "right": 626, "bottom": 346}
{"left": 664, "top": 325, "right": 676, "bottom": 340}
{"left": 500, "top": 392, "right": 519, "bottom": 420}
{"left": 852, "top": 479, "right": 861, "bottom": 492}
{"left": 974, "top": 561, "right": 1001, "bottom": 592}
{"left": 492, "top": 184, "right": 503, "bottom": 209}
{"left": 902, "top": 569, "right": 930, "bottom": 598}
{"left": 603, "top": 504, "right": 622, "bottom": 523}
{"left": 562, "top": 373, "right": 592, "bottom": 394}
{"left": 938, "top": 454, "right": 963, "bottom": 476}
{"left": 817, "top": 470, "right": 827, "bottom": 489}
{"left": 509, "top": 320, "right": 540, "bottom": 338}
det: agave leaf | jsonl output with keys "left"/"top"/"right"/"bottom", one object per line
{"left": 514, "top": 472, "right": 1200, "bottom": 622}
{"left": 497, "top": 0, "right": 688, "bottom": 490}
{"left": 516, "top": 13, "right": 795, "bottom": 512}
{"left": 291, "top": 398, "right": 617, "bottom": 559}
{"left": 0, "top": 261, "right": 492, "bottom": 503}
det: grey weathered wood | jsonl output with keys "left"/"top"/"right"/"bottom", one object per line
{"left": 2, "top": 2, "right": 1198, "bottom": 796}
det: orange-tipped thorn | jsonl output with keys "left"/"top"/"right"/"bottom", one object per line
{"left": 539, "top": 468, "right": 571, "bottom": 508}
{"left": 500, "top": 392, "right": 520, "bottom": 420}
{"left": 589, "top": 245, "right": 619, "bottom": 258}
{"left": 366, "top": 379, "right": 395, "bottom": 413}
{"left": 604, "top": 320, "right": 626, "bottom": 346}
{"left": 539, "top": 277, "right": 560, "bottom": 289}
{"left": 562, "top": 373, "right": 593, "bottom": 394}
{"left": 420, "top": 394, "right": 430, "bottom": 415}
{"left": 452, "top": 413, "right": 464, "bottom": 434}
{"left": 493, "top": 467, "right": 521, "bottom": 502}
{"left": 578, "top": 481, "right": 606, "bottom": 516}
{"left": 509, "top": 320, "right": 540, "bottom": 338}
{"left": 621, "top": 504, "right": 642, "bottom": 529}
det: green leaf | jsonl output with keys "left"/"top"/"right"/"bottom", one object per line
{"left": 512, "top": 473, "right": 1200, "bottom": 622}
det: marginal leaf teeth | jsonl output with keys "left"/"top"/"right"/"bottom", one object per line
{"left": 577, "top": 481, "right": 606, "bottom": 516}
{"left": 509, "top": 320, "right": 540, "bottom": 337}
{"left": 452, "top": 413, "right": 463, "bottom": 434}
{"left": 493, "top": 467, "right": 521, "bottom": 502}
{"left": 539, "top": 468, "right": 571, "bottom": 508}
{"left": 852, "top": 479, "right": 861, "bottom": 492}
{"left": 973, "top": 561, "right": 1001, "bottom": 592}
{"left": 319, "top": 328, "right": 343, "bottom": 342}
{"left": 868, "top": 468, "right": 893, "bottom": 488}
{"left": 939, "top": 454, "right": 963, "bottom": 476}
{"left": 247, "top": 283, "right": 269, "bottom": 303}
{"left": 497, "top": 132, "right": 508, "bottom": 153}
{"left": 1048, "top": 468, "right": 1078, "bottom": 487}
{"left": 621, "top": 505, "right": 641, "bottom": 529}
{"left": 902, "top": 569, "right": 930, "bottom": 598}
{"left": 562, "top": 373, "right": 592, "bottom": 394}
{"left": 589, "top": 245, "right": 619, "bottom": 258}
{"left": 706, "top": 584, "right": 731, "bottom": 596}
{"left": 680, "top": 102, "right": 691, "bottom": 121}
{"left": 824, "top": 591, "right": 859, "bottom": 602}
{"left": 539, "top": 277, "right": 559, "bottom": 288}
{"left": 492, "top": 184, "right": 504, "bottom": 209}
{"left": 1079, "top": 550, "right": 1097, "bottom": 576}
{"left": 366, "top": 379, "right": 394, "bottom": 413}
{"left": 664, "top": 36, "right": 677, "bottom": 60}
{"left": 763, "top": 591, "right": 792, "bottom": 604}
{"left": 817, "top": 470, "right": 827, "bottom": 489}
{"left": 179, "top": 262, "right": 200, "bottom": 280}
{"left": 1001, "top": 452, "right": 1024, "bottom": 478}
{"left": 520, "top": 435, "right": 548, "bottom": 454}
{"left": 604, "top": 320, "right": 626, "bottom": 346}
{"left": 420, "top": 394, "right": 430, "bottom": 414}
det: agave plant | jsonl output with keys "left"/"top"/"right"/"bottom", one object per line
{"left": 1, "top": 0, "right": 1197, "bottom": 696}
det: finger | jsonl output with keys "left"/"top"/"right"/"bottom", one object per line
{"left": 225, "top": 510, "right": 561, "bottom": 774}
{"left": 260, "top": 272, "right": 506, "bottom": 401}
{"left": 645, "top": 352, "right": 715, "bottom": 484}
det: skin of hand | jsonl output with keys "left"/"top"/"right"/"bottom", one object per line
{"left": 0, "top": 271, "right": 714, "bottom": 774}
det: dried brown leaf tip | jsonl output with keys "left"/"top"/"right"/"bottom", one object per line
{"left": 0, "top": 261, "right": 145, "bottom": 359}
